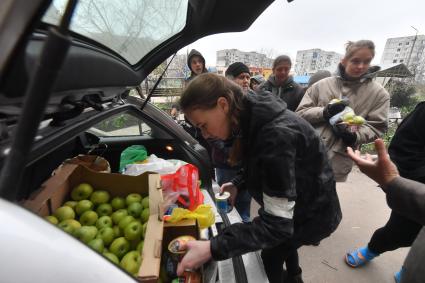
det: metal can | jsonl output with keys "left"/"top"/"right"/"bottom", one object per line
{"left": 168, "top": 235, "right": 197, "bottom": 254}
{"left": 215, "top": 192, "right": 230, "bottom": 214}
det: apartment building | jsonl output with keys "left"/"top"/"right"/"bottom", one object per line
{"left": 294, "top": 49, "right": 342, "bottom": 75}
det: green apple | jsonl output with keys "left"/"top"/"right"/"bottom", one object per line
{"left": 74, "top": 226, "right": 98, "bottom": 244}
{"left": 88, "top": 238, "right": 104, "bottom": 253}
{"left": 64, "top": 201, "right": 78, "bottom": 210}
{"left": 141, "top": 196, "right": 149, "bottom": 209}
{"left": 54, "top": 206, "right": 75, "bottom": 222}
{"left": 342, "top": 112, "right": 355, "bottom": 122}
{"left": 111, "top": 197, "right": 126, "bottom": 211}
{"left": 80, "top": 210, "right": 98, "bottom": 226}
{"left": 103, "top": 252, "right": 119, "bottom": 264}
{"left": 127, "top": 202, "right": 143, "bottom": 218}
{"left": 120, "top": 250, "right": 141, "bottom": 275}
{"left": 44, "top": 215, "right": 58, "bottom": 225}
{"left": 71, "top": 183, "right": 93, "bottom": 201}
{"left": 96, "top": 227, "right": 115, "bottom": 246}
{"left": 110, "top": 237, "right": 130, "bottom": 259}
{"left": 113, "top": 225, "right": 122, "bottom": 238}
{"left": 90, "top": 190, "right": 110, "bottom": 205}
{"left": 118, "top": 215, "right": 136, "bottom": 231}
{"left": 96, "top": 216, "right": 113, "bottom": 229}
{"left": 75, "top": 200, "right": 94, "bottom": 215}
{"left": 141, "top": 222, "right": 147, "bottom": 239}
{"left": 58, "top": 219, "right": 81, "bottom": 234}
{"left": 352, "top": 116, "right": 366, "bottom": 125}
{"left": 126, "top": 193, "right": 142, "bottom": 206}
{"left": 111, "top": 209, "right": 128, "bottom": 225}
{"left": 124, "top": 221, "right": 143, "bottom": 241}
{"left": 329, "top": 98, "right": 342, "bottom": 104}
{"left": 136, "top": 240, "right": 144, "bottom": 252}
{"left": 140, "top": 208, "right": 150, "bottom": 223}
{"left": 96, "top": 203, "right": 113, "bottom": 217}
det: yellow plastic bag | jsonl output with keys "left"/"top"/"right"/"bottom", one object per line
{"left": 165, "top": 204, "right": 215, "bottom": 229}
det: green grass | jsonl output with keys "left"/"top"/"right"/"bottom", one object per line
{"left": 360, "top": 122, "right": 397, "bottom": 154}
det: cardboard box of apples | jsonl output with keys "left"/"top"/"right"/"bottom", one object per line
{"left": 23, "top": 163, "right": 164, "bottom": 282}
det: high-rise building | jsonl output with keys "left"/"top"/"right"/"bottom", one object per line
{"left": 380, "top": 35, "right": 425, "bottom": 83}
{"left": 294, "top": 49, "right": 342, "bottom": 75}
{"left": 216, "top": 49, "right": 274, "bottom": 68}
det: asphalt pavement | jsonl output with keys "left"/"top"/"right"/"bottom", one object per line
{"left": 250, "top": 167, "right": 409, "bottom": 283}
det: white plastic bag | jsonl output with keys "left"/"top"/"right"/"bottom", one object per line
{"left": 123, "top": 154, "right": 186, "bottom": 176}
{"left": 329, "top": 106, "right": 354, "bottom": 126}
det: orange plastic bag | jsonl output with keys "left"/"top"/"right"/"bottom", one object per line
{"left": 161, "top": 164, "right": 204, "bottom": 211}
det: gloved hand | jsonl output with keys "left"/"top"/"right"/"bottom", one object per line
{"left": 323, "top": 99, "right": 349, "bottom": 121}
{"left": 333, "top": 123, "right": 357, "bottom": 146}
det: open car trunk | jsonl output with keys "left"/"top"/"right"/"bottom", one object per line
{"left": 16, "top": 95, "right": 213, "bottom": 201}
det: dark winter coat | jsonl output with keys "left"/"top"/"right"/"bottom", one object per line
{"left": 389, "top": 102, "right": 425, "bottom": 183}
{"left": 259, "top": 75, "right": 305, "bottom": 111}
{"left": 210, "top": 90, "right": 342, "bottom": 260}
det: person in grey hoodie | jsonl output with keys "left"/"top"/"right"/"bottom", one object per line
{"left": 259, "top": 55, "right": 305, "bottom": 111}
{"left": 347, "top": 138, "right": 425, "bottom": 283}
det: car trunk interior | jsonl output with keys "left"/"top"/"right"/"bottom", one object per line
{"left": 16, "top": 103, "right": 212, "bottom": 202}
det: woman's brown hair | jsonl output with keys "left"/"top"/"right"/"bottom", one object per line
{"left": 180, "top": 73, "right": 245, "bottom": 165}
{"left": 344, "top": 40, "right": 375, "bottom": 60}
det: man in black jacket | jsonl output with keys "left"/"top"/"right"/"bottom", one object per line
{"left": 345, "top": 102, "right": 425, "bottom": 282}
{"left": 259, "top": 55, "right": 305, "bottom": 111}
{"left": 347, "top": 138, "right": 425, "bottom": 283}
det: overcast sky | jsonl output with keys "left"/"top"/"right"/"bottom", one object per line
{"left": 181, "top": 0, "right": 424, "bottom": 67}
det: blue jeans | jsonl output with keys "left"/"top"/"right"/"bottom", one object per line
{"left": 215, "top": 168, "right": 251, "bottom": 223}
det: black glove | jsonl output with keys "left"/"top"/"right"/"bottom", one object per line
{"left": 333, "top": 123, "right": 357, "bottom": 146}
{"left": 323, "top": 99, "right": 349, "bottom": 121}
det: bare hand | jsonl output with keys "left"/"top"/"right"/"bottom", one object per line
{"left": 176, "top": 240, "right": 212, "bottom": 276}
{"left": 220, "top": 182, "right": 238, "bottom": 206}
{"left": 346, "top": 139, "right": 399, "bottom": 186}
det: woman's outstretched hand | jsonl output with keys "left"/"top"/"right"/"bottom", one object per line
{"left": 346, "top": 139, "right": 399, "bottom": 187}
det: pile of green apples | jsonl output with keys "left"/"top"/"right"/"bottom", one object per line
{"left": 44, "top": 183, "right": 150, "bottom": 277}
{"left": 341, "top": 111, "right": 366, "bottom": 126}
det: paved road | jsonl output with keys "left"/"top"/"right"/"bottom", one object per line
{"left": 250, "top": 168, "right": 409, "bottom": 283}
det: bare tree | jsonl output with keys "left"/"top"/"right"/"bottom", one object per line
{"left": 71, "top": 0, "right": 187, "bottom": 63}
{"left": 258, "top": 47, "right": 278, "bottom": 59}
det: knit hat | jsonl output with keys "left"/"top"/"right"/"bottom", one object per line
{"left": 308, "top": 70, "right": 332, "bottom": 87}
{"left": 225, "top": 62, "right": 250, "bottom": 78}
{"left": 250, "top": 75, "right": 265, "bottom": 84}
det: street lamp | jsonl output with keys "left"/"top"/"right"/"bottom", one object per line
{"left": 406, "top": 26, "right": 418, "bottom": 70}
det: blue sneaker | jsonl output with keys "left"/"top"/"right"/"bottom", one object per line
{"left": 345, "top": 246, "right": 378, "bottom": 268}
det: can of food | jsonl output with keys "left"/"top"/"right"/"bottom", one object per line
{"left": 215, "top": 192, "right": 230, "bottom": 214}
{"left": 168, "top": 235, "right": 197, "bottom": 255}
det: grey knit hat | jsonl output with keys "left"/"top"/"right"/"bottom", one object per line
{"left": 308, "top": 70, "right": 332, "bottom": 87}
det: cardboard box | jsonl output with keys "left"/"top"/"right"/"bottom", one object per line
{"left": 22, "top": 163, "right": 164, "bottom": 282}
{"left": 162, "top": 219, "right": 203, "bottom": 283}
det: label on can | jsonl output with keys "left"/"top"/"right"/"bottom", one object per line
{"left": 215, "top": 192, "right": 230, "bottom": 214}
{"left": 168, "top": 235, "right": 197, "bottom": 254}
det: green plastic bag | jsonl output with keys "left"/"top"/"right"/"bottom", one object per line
{"left": 119, "top": 145, "right": 148, "bottom": 173}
